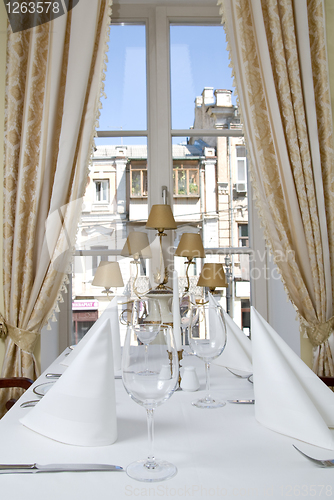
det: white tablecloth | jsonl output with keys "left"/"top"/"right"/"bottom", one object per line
{"left": 0, "top": 348, "right": 333, "bottom": 500}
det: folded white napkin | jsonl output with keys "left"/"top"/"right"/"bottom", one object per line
{"left": 209, "top": 293, "right": 252, "bottom": 374}
{"left": 62, "top": 295, "right": 121, "bottom": 371}
{"left": 251, "top": 306, "right": 334, "bottom": 450}
{"left": 20, "top": 319, "right": 117, "bottom": 446}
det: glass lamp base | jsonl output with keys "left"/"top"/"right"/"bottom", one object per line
{"left": 126, "top": 459, "right": 177, "bottom": 482}
{"left": 192, "top": 396, "right": 226, "bottom": 409}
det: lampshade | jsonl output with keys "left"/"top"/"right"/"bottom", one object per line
{"left": 197, "top": 263, "right": 227, "bottom": 289}
{"left": 146, "top": 204, "right": 177, "bottom": 232}
{"left": 121, "top": 232, "right": 152, "bottom": 259}
{"left": 92, "top": 261, "right": 124, "bottom": 289}
{"left": 175, "top": 233, "right": 205, "bottom": 260}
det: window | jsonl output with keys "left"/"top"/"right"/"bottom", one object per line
{"left": 64, "top": 4, "right": 253, "bottom": 352}
{"left": 238, "top": 224, "right": 249, "bottom": 247}
{"left": 241, "top": 299, "right": 250, "bottom": 335}
{"left": 130, "top": 162, "right": 147, "bottom": 197}
{"left": 235, "top": 145, "right": 247, "bottom": 193}
{"left": 94, "top": 179, "right": 109, "bottom": 203}
{"left": 173, "top": 163, "right": 199, "bottom": 196}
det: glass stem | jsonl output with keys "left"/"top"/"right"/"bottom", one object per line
{"left": 205, "top": 362, "right": 211, "bottom": 400}
{"left": 145, "top": 408, "right": 156, "bottom": 469}
{"left": 144, "top": 344, "right": 148, "bottom": 369}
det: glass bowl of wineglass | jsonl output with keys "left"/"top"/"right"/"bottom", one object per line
{"left": 188, "top": 301, "right": 227, "bottom": 409}
{"left": 122, "top": 324, "right": 179, "bottom": 482}
{"left": 131, "top": 297, "right": 162, "bottom": 375}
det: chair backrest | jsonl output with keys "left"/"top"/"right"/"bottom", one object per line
{"left": 0, "top": 377, "right": 33, "bottom": 411}
{"left": 319, "top": 376, "right": 334, "bottom": 387}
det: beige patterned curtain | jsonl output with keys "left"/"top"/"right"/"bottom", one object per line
{"left": 219, "top": 0, "right": 334, "bottom": 374}
{"left": 0, "top": 0, "right": 112, "bottom": 416}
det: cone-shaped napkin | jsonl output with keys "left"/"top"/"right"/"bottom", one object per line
{"left": 20, "top": 319, "right": 117, "bottom": 446}
{"left": 209, "top": 293, "right": 252, "bottom": 373}
{"left": 62, "top": 295, "right": 121, "bottom": 371}
{"left": 251, "top": 307, "right": 334, "bottom": 450}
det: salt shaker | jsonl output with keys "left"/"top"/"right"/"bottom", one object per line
{"left": 180, "top": 365, "right": 200, "bottom": 391}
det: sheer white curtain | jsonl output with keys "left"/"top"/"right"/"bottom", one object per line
{"left": 219, "top": 0, "right": 334, "bottom": 374}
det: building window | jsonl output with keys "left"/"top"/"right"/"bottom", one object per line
{"left": 94, "top": 179, "right": 109, "bottom": 202}
{"left": 238, "top": 223, "right": 249, "bottom": 247}
{"left": 130, "top": 163, "right": 148, "bottom": 197}
{"left": 173, "top": 163, "right": 199, "bottom": 196}
{"left": 235, "top": 145, "right": 247, "bottom": 193}
{"left": 241, "top": 298, "right": 250, "bottom": 335}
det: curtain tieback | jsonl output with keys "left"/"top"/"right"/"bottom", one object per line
{"left": 301, "top": 316, "right": 334, "bottom": 347}
{"left": 0, "top": 314, "right": 39, "bottom": 354}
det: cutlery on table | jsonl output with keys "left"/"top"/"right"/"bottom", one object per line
{"left": 226, "top": 368, "right": 252, "bottom": 379}
{"left": 0, "top": 463, "right": 123, "bottom": 473}
{"left": 45, "top": 373, "right": 122, "bottom": 379}
{"left": 293, "top": 445, "right": 334, "bottom": 467}
{"left": 20, "top": 400, "right": 40, "bottom": 408}
{"left": 227, "top": 399, "right": 255, "bottom": 404}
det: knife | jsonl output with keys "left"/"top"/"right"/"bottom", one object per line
{"left": 0, "top": 463, "right": 123, "bottom": 473}
{"left": 227, "top": 399, "right": 255, "bottom": 404}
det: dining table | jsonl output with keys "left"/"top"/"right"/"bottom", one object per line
{"left": 0, "top": 347, "right": 333, "bottom": 500}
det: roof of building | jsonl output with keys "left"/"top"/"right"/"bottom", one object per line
{"left": 93, "top": 142, "right": 205, "bottom": 160}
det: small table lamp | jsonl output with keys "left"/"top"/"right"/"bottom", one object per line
{"left": 121, "top": 232, "right": 152, "bottom": 296}
{"left": 146, "top": 204, "right": 177, "bottom": 289}
{"left": 175, "top": 233, "right": 205, "bottom": 293}
{"left": 197, "top": 262, "right": 228, "bottom": 293}
{"left": 92, "top": 261, "right": 124, "bottom": 297}
{"left": 121, "top": 231, "right": 152, "bottom": 262}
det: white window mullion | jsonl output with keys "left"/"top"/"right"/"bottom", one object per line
{"left": 147, "top": 7, "right": 174, "bottom": 285}
{"left": 147, "top": 7, "right": 173, "bottom": 207}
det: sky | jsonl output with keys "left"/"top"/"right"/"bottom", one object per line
{"left": 96, "top": 24, "right": 236, "bottom": 146}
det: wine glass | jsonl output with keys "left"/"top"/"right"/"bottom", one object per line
{"left": 179, "top": 294, "right": 197, "bottom": 349}
{"left": 131, "top": 298, "right": 162, "bottom": 375}
{"left": 188, "top": 302, "right": 227, "bottom": 408}
{"left": 122, "top": 324, "right": 179, "bottom": 482}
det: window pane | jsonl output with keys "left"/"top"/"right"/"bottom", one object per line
{"left": 98, "top": 24, "right": 147, "bottom": 131}
{"left": 170, "top": 23, "right": 249, "bottom": 330}
{"left": 73, "top": 138, "right": 149, "bottom": 346}
{"left": 131, "top": 171, "right": 141, "bottom": 196}
{"left": 170, "top": 25, "right": 235, "bottom": 130}
{"left": 94, "top": 180, "right": 109, "bottom": 202}
{"left": 142, "top": 170, "right": 148, "bottom": 196}
{"left": 189, "top": 170, "right": 199, "bottom": 195}
{"left": 237, "top": 160, "right": 246, "bottom": 181}
{"left": 178, "top": 170, "right": 186, "bottom": 195}
{"left": 239, "top": 224, "right": 248, "bottom": 237}
{"left": 236, "top": 146, "right": 247, "bottom": 157}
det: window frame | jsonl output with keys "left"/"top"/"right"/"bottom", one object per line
{"left": 238, "top": 223, "right": 249, "bottom": 248}
{"left": 45, "top": 2, "right": 300, "bottom": 367}
{"left": 93, "top": 179, "right": 110, "bottom": 203}
{"left": 130, "top": 161, "right": 148, "bottom": 198}
{"left": 173, "top": 162, "right": 200, "bottom": 197}
{"left": 235, "top": 145, "right": 247, "bottom": 193}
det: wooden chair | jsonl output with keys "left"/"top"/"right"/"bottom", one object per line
{"left": 319, "top": 376, "right": 334, "bottom": 388}
{"left": 0, "top": 377, "right": 34, "bottom": 411}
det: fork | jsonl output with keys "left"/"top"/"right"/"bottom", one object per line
{"left": 293, "top": 445, "right": 334, "bottom": 467}
{"left": 20, "top": 400, "right": 40, "bottom": 408}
